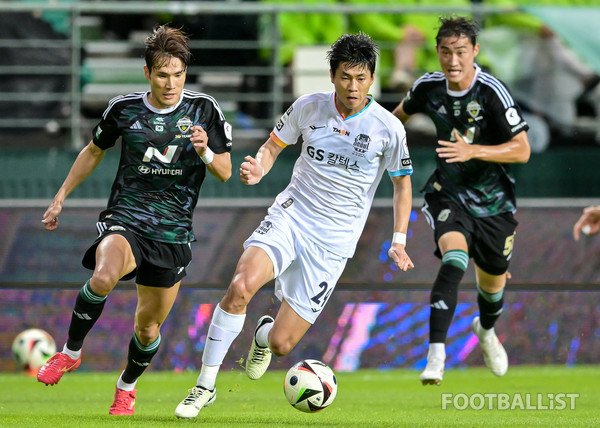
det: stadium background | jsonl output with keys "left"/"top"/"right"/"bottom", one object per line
{"left": 1, "top": 1, "right": 599, "bottom": 375}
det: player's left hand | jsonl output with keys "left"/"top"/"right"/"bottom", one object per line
{"left": 436, "top": 129, "right": 474, "bottom": 163}
{"left": 191, "top": 125, "right": 209, "bottom": 157}
{"left": 388, "top": 244, "right": 414, "bottom": 271}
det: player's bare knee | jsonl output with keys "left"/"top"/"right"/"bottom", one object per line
{"left": 478, "top": 279, "right": 506, "bottom": 294}
{"left": 222, "top": 278, "right": 252, "bottom": 312}
{"left": 135, "top": 324, "right": 159, "bottom": 345}
{"left": 270, "top": 339, "right": 294, "bottom": 357}
{"left": 89, "top": 272, "right": 117, "bottom": 296}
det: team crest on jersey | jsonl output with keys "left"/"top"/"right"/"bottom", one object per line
{"left": 437, "top": 209, "right": 451, "bottom": 222}
{"left": 255, "top": 221, "right": 272, "bottom": 235}
{"left": 176, "top": 116, "right": 193, "bottom": 134}
{"left": 352, "top": 134, "right": 370, "bottom": 157}
{"left": 467, "top": 101, "right": 482, "bottom": 120}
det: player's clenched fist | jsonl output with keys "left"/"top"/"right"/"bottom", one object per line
{"left": 388, "top": 245, "right": 415, "bottom": 271}
{"left": 240, "top": 155, "right": 264, "bottom": 185}
{"left": 41, "top": 201, "right": 62, "bottom": 231}
{"left": 191, "top": 125, "right": 209, "bottom": 156}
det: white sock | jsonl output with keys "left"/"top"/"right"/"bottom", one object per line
{"left": 255, "top": 321, "right": 273, "bottom": 348}
{"left": 62, "top": 344, "right": 81, "bottom": 360}
{"left": 116, "top": 371, "right": 137, "bottom": 391}
{"left": 428, "top": 343, "right": 446, "bottom": 360}
{"left": 201, "top": 304, "right": 245, "bottom": 367}
{"left": 196, "top": 364, "right": 220, "bottom": 390}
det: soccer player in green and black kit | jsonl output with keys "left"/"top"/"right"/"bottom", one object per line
{"left": 37, "top": 25, "right": 232, "bottom": 414}
{"left": 393, "top": 16, "right": 530, "bottom": 385}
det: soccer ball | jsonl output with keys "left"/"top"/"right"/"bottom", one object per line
{"left": 284, "top": 359, "right": 337, "bottom": 413}
{"left": 11, "top": 328, "right": 57, "bottom": 370}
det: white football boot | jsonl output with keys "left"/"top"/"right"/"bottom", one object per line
{"left": 420, "top": 349, "right": 445, "bottom": 386}
{"left": 245, "top": 315, "right": 274, "bottom": 380}
{"left": 174, "top": 386, "right": 216, "bottom": 419}
{"left": 472, "top": 316, "right": 508, "bottom": 376}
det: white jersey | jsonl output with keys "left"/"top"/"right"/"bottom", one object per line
{"left": 269, "top": 91, "right": 412, "bottom": 257}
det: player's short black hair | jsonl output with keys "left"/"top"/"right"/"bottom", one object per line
{"left": 436, "top": 16, "right": 479, "bottom": 47}
{"left": 327, "top": 32, "right": 379, "bottom": 76}
{"left": 145, "top": 25, "right": 192, "bottom": 72}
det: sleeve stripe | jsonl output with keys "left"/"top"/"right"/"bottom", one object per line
{"left": 388, "top": 169, "right": 413, "bottom": 177}
{"left": 101, "top": 92, "right": 145, "bottom": 120}
{"left": 183, "top": 89, "right": 227, "bottom": 121}
{"left": 478, "top": 72, "right": 515, "bottom": 108}
{"left": 411, "top": 71, "right": 445, "bottom": 89}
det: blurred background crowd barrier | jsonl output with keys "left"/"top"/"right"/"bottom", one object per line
{"left": 0, "top": 1, "right": 599, "bottom": 372}
{"left": 1, "top": 2, "right": 600, "bottom": 151}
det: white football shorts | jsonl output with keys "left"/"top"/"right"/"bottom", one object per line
{"left": 244, "top": 210, "right": 348, "bottom": 324}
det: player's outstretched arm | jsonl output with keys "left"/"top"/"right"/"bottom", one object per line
{"left": 42, "top": 141, "right": 106, "bottom": 231}
{"left": 240, "top": 138, "right": 284, "bottom": 185}
{"left": 388, "top": 174, "right": 414, "bottom": 271}
{"left": 573, "top": 205, "right": 600, "bottom": 240}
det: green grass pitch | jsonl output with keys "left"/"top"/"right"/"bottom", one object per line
{"left": 1, "top": 366, "right": 599, "bottom": 427}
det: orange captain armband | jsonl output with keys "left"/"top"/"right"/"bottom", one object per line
{"left": 269, "top": 132, "right": 288, "bottom": 148}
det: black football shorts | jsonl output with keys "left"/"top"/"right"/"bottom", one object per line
{"left": 82, "top": 222, "right": 192, "bottom": 287}
{"left": 422, "top": 192, "right": 518, "bottom": 275}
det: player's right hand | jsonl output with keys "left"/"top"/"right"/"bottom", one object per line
{"left": 42, "top": 201, "right": 62, "bottom": 231}
{"left": 573, "top": 205, "right": 600, "bottom": 241}
{"left": 240, "top": 155, "right": 264, "bottom": 185}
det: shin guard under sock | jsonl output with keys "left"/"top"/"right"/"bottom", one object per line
{"left": 429, "top": 250, "right": 468, "bottom": 343}
{"left": 121, "top": 334, "right": 160, "bottom": 384}
{"left": 66, "top": 280, "right": 107, "bottom": 351}
{"left": 477, "top": 285, "right": 504, "bottom": 330}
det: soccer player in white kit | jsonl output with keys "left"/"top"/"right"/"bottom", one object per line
{"left": 175, "top": 32, "right": 414, "bottom": 419}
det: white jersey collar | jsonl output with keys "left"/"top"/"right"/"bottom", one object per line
{"left": 143, "top": 91, "right": 184, "bottom": 114}
{"left": 446, "top": 63, "right": 481, "bottom": 97}
{"left": 332, "top": 91, "right": 374, "bottom": 120}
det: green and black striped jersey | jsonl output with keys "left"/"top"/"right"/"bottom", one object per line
{"left": 403, "top": 64, "right": 529, "bottom": 218}
{"left": 91, "top": 89, "right": 232, "bottom": 243}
